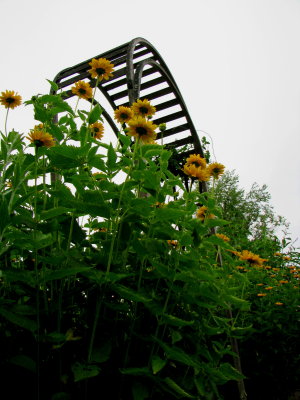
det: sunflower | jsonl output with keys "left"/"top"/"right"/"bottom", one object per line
{"left": 89, "top": 122, "right": 104, "bottom": 140}
{"left": 71, "top": 81, "right": 93, "bottom": 100}
{"left": 0, "top": 90, "right": 22, "bottom": 109}
{"left": 207, "top": 162, "right": 225, "bottom": 179}
{"left": 196, "top": 206, "right": 215, "bottom": 221}
{"left": 114, "top": 106, "right": 134, "bottom": 124}
{"left": 88, "top": 58, "right": 115, "bottom": 81}
{"left": 182, "top": 164, "right": 210, "bottom": 181}
{"left": 127, "top": 117, "right": 157, "bottom": 143}
{"left": 215, "top": 233, "right": 230, "bottom": 242}
{"left": 26, "top": 129, "right": 55, "bottom": 148}
{"left": 131, "top": 99, "right": 156, "bottom": 118}
{"left": 186, "top": 154, "right": 207, "bottom": 169}
{"left": 238, "top": 250, "right": 268, "bottom": 266}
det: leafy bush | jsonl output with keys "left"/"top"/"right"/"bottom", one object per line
{"left": 0, "top": 81, "right": 299, "bottom": 400}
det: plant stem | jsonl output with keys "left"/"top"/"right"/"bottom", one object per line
{"left": 4, "top": 108, "right": 9, "bottom": 136}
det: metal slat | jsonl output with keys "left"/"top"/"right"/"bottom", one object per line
{"left": 165, "top": 136, "right": 194, "bottom": 149}
{"left": 154, "top": 99, "right": 180, "bottom": 111}
{"left": 139, "top": 87, "right": 174, "bottom": 101}
{"left": 156, "top": 123, "right": 190, "bottom": 139}
{"left": 153, "top": 111, "right": 186, "bottom": 125}
{"left": 139, "top": 76, "right": 165, "bottom": 91}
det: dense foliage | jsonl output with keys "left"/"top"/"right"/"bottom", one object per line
{"left": 0, "top": 82, "right": 299, "bottom": 400}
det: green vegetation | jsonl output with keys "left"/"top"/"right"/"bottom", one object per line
{"left": 0, "top": 84, "right": 299, "bottom": 400}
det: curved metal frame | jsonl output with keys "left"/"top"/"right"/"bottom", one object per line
{"left": 52, "top": 37, "right": 205, "bottom": 160}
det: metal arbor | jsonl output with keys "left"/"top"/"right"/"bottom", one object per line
{"left": 52, "top": 37, "right": 205, "bottom": 163}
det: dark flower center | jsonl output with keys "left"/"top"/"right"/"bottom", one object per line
{"left": 139, "top": 106, "right": 149, "bottom": 114}
{"left": 96, "top": 67, "right": 105, "bottom": 75}
{"left": 78, "top": 88, "right": 86, "bottom": 94}
{"left": 6, "top": 97, "right": 15, "bottom": 104}
{"left": 192, "top": 161, "right": 200, "bottom": 167}
{"left": 121, "top": 113, "right": 129, "bottom": 120}
{"left": 136, "top": 127, "right": 148, "bottom": 136}
{"left": 93, "top": 127, "right": 99, "bottom": 132}
{"left": 34, "top": 140, "right": 44, "bottom": 147}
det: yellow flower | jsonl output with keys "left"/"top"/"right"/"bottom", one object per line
{"left": 182, "top": 164, "right": 210, "bottom": 181}
{"left": 265, "top": 286, "right": 273, "bottom": 290}
{"left": 127, "top": 117, "right": 157, "bottom": 143}
{"left": 0, "top": 90, "right": 22, "bottom": 109}
{"left": 279, "top": 280, "right": 288, "bottom": 284}
{"left": 207, "top": 162, "right": 225, "bottom": 179}
{"left": 186, "top": 154, "right": 207, "bottom": 169}
{"left": 215, "top": 233, "right": 230, "bottom": 242}
{"left": 26, "top": 129, "right": 55, "bottom": 148}
{"left": 196, "top": 206, "right": 215, "bottom": 221}
{"left": 89, "top": 122, "right": 104, "bottom": 140}
{"left": 114, "top": 106, "right": 134, "bottom": 124}
{"left": 275, "top": 302, "right": 283, "bottom": 306}
{"left": 88, "top": 58, "right": 114, "bottom": 81}
{"left": 238, "top": 250, "right": 268, "bottom": 266}
{"left": 257, "top": 293, "right": 267, "bottom": 297}
{"left": 256, "top": 283, "right": 264, "bottom": 286}
{"left": 131, "top": 99, "right": 156, "bottom": 118}
{"left": 71, "top": 81, "right": 93, "bottom": 100}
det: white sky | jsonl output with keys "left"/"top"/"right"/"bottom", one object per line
{"left": 1, "top": 0, "right": 300, "bottom": 245}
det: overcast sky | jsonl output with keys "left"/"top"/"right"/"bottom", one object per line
{"left": 1, "top": 0, "right": 300, "bottom": 245}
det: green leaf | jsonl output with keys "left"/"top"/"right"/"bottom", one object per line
{"left": 218, "top": 363, "right": 245, "bottom": 381}
{"left": 132, "top": 383, "right": 149, "bottom": 400}
{"left": 120, "top": 367, "right": 151, "bottom": 376}
{"left": 224, "top": 295, "right": 250, "bottom": 311}
{"left": 151, "top": 355, "right": 167, "bottom": 374}
{"left": 9, "top": 355, "right": 36, "bottom": 373}
{"left": 112, "top": 285, "right": 152, "bottom": 303}
{"left": 34, "top": 104, "right": 48, "bottom": 122}
{"left": 164, "top": 377, "right": 195, "bottom": 398}
{"left": 0, "top": 196, "right": 10, "bottom": 234}
{"left": 171, "top": 330, "right": 182, "bottom": 344}
{"left": 155, "top": 340, "right": 199, "bottom": 369}
{"left": 154, "top": 207, "right": 187, "bottom": 221}
{"left": 40, "top": 207, "right": 71, "bottom": 220}
{"left": 0, "top": 308, "right": 37, "bottom": 332}
{"left": 160, "top": 314, "right": 194, "bottom": 327}
{"left": 48, "top": 124, "right": 64, "bottom": 141}
{"left": 2, "top": 270, "right": 36, "bottom": 287}
{"left": 32, "top": 232, "right": 55, "bottom": 249}
{"left": 88, "top": 154, "right": 106, "bottom": 171}
{"left": 46, "top": 79, "right": 59, "bottom": 92}
{"left": 48, "top": 145, "right": 86, "bottom": 169}
{"left": 205, "top": 218, "right": 229, "bottom": 228}
{"left": 72, "top": 362, "right": 100, "bottom": 382}
{"left": 88, "top": 104, "right": 102, "bottom": 124}
{"left": 91, "top": 340, "right": 112, "bottom": 363}
{"left": 106, "top": 143, "right": 117, "bottom": 170}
